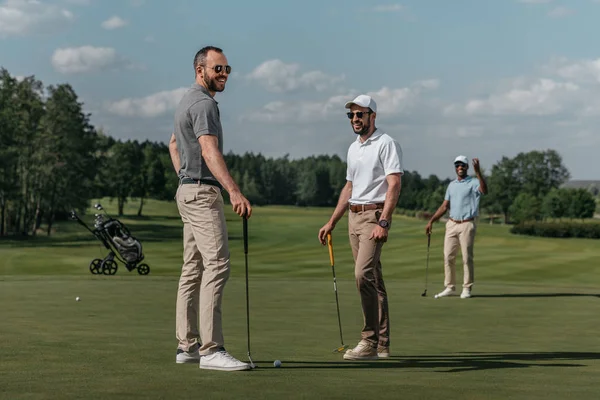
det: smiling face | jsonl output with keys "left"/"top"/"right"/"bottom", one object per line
{"left": 347, "top": 104, "right": 375, "bottom": 136}
{"left": 454, "top": 162, "right": 468, "bottom": 178}
{"left": 196, "top": 50, "right": 230, "bottom": 95}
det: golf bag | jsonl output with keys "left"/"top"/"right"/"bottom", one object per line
{"left": 70, "top": 203, "right": 150, "bottom": 275}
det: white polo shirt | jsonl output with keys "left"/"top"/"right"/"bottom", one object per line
{"left": 346, "top": 129, "right": 403, "bottom": 204}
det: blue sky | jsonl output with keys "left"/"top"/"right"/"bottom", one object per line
{"left": 1, "top": 0, "right": 600, "bottom": 180}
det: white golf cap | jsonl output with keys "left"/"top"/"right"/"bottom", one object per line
{"left": 344, "top": 94, "right": 377, "bottom": 113}
{"left": 454, "top": 155, "right": 468, "bottom": 164}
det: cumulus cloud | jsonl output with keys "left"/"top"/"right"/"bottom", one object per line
{"left": 51, "top": 46, "right": 133, "bottom": 74}
{"left": 101, "top": 15, "right": 127, "bottom": 30}
{"left": 0, "top": 0, "right": 74, "bottom": 37}
{"left": 444, "top": 78, "right": 580, "bottom": 116}
{"left": 104, "top": 87, "right": 189, "bottom": 118}
{"left": 546, "top": 57, "right": 600, "bottom": 83}
{"left": 246, "top": 59, "right": 345, "bottom": 93}
{"left": 243, "top": 79, "right": 439, "bottom": 123}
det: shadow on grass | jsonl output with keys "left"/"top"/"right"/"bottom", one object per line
{"left": 257, "top": 352, "right": 599, "bottom": 372}
{"left": 473, "top": 293, "right": 600, "bottom": 298}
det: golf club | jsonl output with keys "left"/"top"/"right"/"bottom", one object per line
{"left": 327, "top": 233, "right": 350, "bottom": 353}
{"left": 243, "top": 213, "right": 256, "bottom": 369}
{"left": 421, "top": 233, "right": 431, "bottom": 297}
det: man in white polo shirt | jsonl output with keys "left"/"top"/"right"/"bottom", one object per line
{"left": 425, "top": 155, "right": 488, "bottom": 299}
{"left": 318, "top": 94, "right": 403, "bottom": 360}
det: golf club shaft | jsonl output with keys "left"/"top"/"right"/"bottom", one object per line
{"left": 243, "top": 215, "right": 251, "bottom": 358}
{"left": 424, "top": 233, "right": 431, "bottom": 292}
{"left": 327, "top": 233, "right": 345, "bottom": 346}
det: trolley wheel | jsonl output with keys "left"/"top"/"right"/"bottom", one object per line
{"left": 101, "top": 260, "right": 118, "bottom": 275}
{"left": 137, "top": 263, "right": 150, "bottom": 275}
{"left": 89, "top": 259, "right": 102, "bottom": 274}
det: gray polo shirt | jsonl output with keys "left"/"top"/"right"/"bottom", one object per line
{"left": 173, "top": 83, "right": 223, "bottom": 183}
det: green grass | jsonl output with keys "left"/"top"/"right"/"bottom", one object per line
{"left": 1, "top": 199, "right": 599, "bottom": 399}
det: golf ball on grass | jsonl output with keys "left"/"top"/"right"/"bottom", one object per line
{"left": 76, "top": 297, "right": 80, "bottom": 301}
{"left": 273, "top": 360, "right": 281, "bottom": 368}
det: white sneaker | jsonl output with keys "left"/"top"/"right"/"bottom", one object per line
{"left": 176, "top": 345, "right": 200, "bottom": 364}
{"left": 343, "top": 340, "right": 378, "bottom": 360}
{"left": 200, "top": 349, "right": 251, "bottom": 371}
{"left": 434, "top": 287, "right": 456, "bottom": 298}
{"left": 460, "top": 288, "right": 472, "bottom": 299}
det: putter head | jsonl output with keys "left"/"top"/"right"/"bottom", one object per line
{"left": 332, "top": 344, "right": 350, "bottom": 353}
{"left": 421, "top": 291, "right": 427, "bottom": 297}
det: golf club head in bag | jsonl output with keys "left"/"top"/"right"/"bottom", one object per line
{"left": 327, "top": 233, "right": 350, "bottom": 353}
{"left": 242, "top": 213, "right": 256, "bottom": 369}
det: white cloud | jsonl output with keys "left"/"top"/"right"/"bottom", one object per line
{"left": 366, "top": 80, "right": 440, "bottom": 114}
{"left": 0, "top": 0, "right": 74, "bottom": 37}
{"left": 374, "top": 4, "right": 404, "bottom": 12}
{"left": 445, "top": 78, "right": 579, "bottom": 116}
{"left": 105, "top": 87, "right": 189, "bottom": 118}
{"left": 247, "top": 59, "right": 345, "bottom": 93}
{"left": 546, "top": 57, "right": 600, "bottom": 83}
{"left": 547, "top": 6, "right": 573, "bottom": 17}
{"left": 51, "top": 46, "right": 133, "bottom": 74}
{"left": 243, "top": 80, "right": 439, "bottom": 123}
{"left": 101, "top": 15, "right": 127, "bottom": 30}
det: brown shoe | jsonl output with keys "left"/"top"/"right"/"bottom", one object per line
{"left": 377, "top": 345, "right": 390, "bottom": 358}
{"left": 343, "top": 340, "right": 378, "bottom": 360}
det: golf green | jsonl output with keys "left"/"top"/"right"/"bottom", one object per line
{"left": 1, "top": 200, "right": 598, "bottom": 399}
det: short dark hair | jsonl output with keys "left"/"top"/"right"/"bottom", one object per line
{"left": 193, "top": 46, "right": 223, "bottom": 73}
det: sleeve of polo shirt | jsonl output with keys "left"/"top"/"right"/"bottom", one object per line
{"left": 380, "top": 140, "right": 404, "bottom": 175}
{"left": 444, "top": 185, "right": 451, "bottom": 201}
{"left": 189, "top": 100, "right": 220, "bottom": 139}
{"left": 345, "top": 148, "right": 354, "bottom": 182}
{"left": 472, "top": 177, "right": 481, "bottom": 194}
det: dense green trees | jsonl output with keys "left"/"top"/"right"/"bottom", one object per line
{"left": 0, "top": 68, "right": 597, "bottom": 236}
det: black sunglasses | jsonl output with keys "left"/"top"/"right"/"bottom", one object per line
{"left": 454, "top": 162, "right": 467, "bottom": 168}
{"left": 207, "top": 65, "right": 232, "bottom": 74}
{"left": 346, "top": 111, "right": 371, "bottom": 119}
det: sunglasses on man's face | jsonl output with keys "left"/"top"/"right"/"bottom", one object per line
{"left": 346, "top": 111, "right": 371, "bottom": 119}
{"left": 207, "top": 65, "right": 232, "bottom": 74}
{"left": 454, "top": 162, "right": 467, "bottom": 169}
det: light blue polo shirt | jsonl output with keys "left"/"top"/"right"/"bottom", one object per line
{"left": 444, "top": 176, "right": 482, "bottom": 221}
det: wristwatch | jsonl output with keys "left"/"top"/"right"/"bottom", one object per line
{"left": 378, "top": 219, "right": 390, "bottom": 229}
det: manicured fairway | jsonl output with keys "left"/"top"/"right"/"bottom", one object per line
{"left": 1, "top": 200, "right": 599, "bottom": 399}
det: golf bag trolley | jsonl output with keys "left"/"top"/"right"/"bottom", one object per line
{"left": 70, "top": 203, "right": 150, "bottom": 276}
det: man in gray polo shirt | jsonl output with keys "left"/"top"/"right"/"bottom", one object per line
{"left": 425, "top": 155, "right": 488, "bottom": 299}
{"left": 168, "top": 45, "right": 252, "bottom": 371}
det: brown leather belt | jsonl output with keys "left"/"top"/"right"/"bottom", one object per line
{"left": 349, "top": 203, "right": 384, "bottom": 213}
{"left": 450, "top": 218, "right": 474, "bottom": 224}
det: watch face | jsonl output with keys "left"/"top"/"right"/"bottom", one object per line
{"left": 379, "top": 220, "right": 389, "bottom": 228}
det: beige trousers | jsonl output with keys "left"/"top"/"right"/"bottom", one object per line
{"left": 348, "top": 209, "right": 390, "bottom": 348}
{"left": 443, "top": 220, "right": 477, "bottom": 290}
{"left": 175, "top": 183, "right": 230, "bottom": 355}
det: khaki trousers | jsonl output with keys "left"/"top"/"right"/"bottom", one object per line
{"left": 348, "top": 209, "right": 390, "bottom": 348}
{"left": 175, "top": 183, "right": 230, "bottom": 355}
{"left": 443, "top": 220, "right": 477, "bottom": 290}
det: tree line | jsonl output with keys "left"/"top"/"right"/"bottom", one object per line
{"left": 0, "top": 68, "right": 597, "bottom": 236}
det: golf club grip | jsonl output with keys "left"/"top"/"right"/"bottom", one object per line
{"left": 243, "top": 215, "right": 248, "bottom": 254}
{"left": 327, "top": 233, "right": 334, "bottom": 266}
{"left": 427, "top": 233, "right": 431, "bottom": 248}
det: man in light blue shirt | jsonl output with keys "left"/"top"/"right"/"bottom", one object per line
{"left": 425, "top": 155, "right": 488, "bottom": 299}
